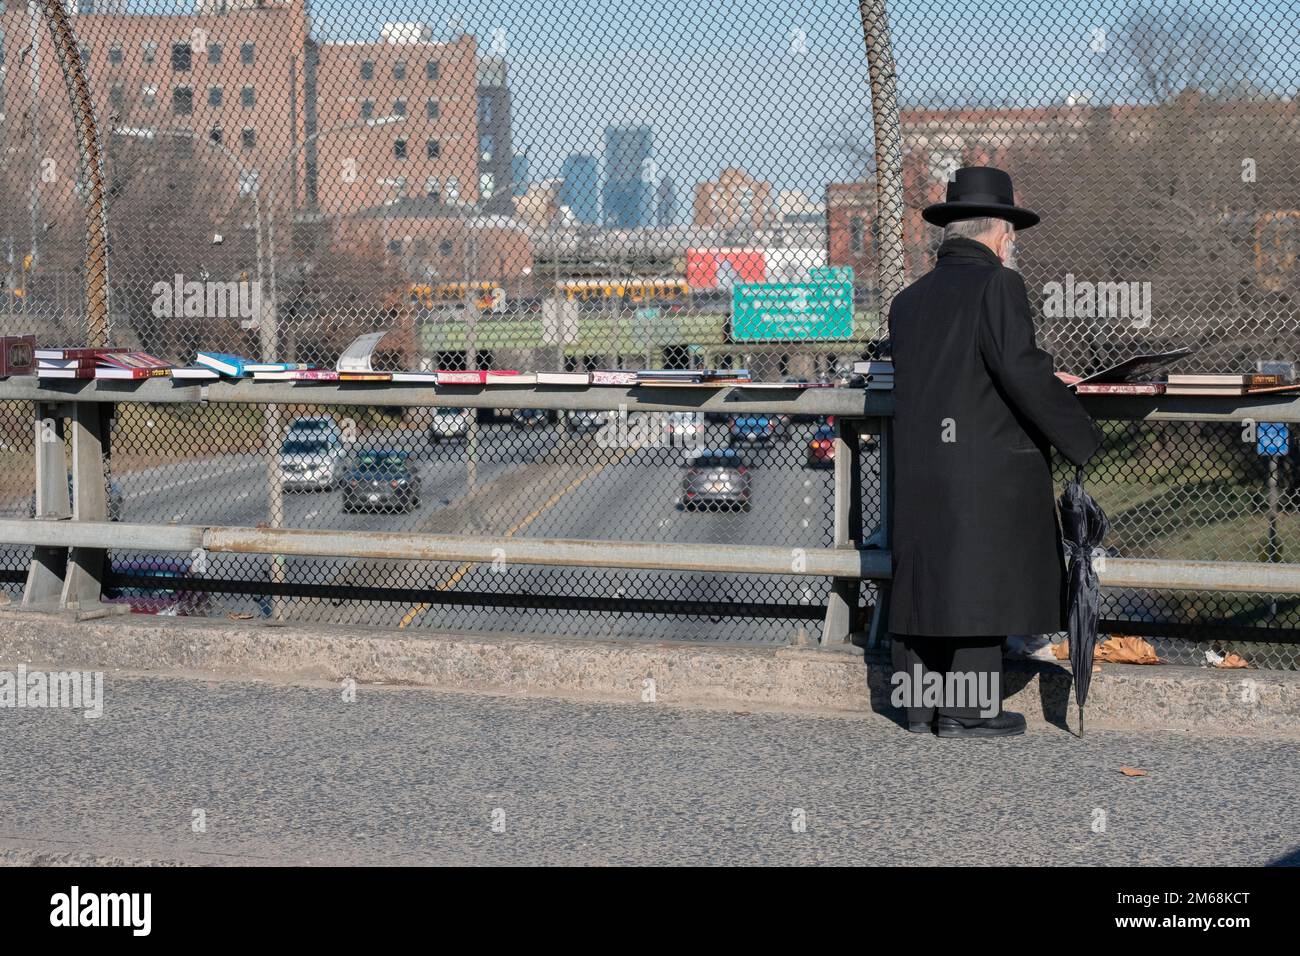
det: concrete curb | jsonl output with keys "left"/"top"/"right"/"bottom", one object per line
{"left": 0, "top": 610, "right": 1296, "bottom": 736}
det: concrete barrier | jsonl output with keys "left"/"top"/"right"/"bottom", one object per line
{"left": 0, "top": 609, "right": 1296, "bottom": 737}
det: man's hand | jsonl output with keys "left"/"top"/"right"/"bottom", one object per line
{"left": 1054, "top": 371, "right": 1083, "bottom": 386}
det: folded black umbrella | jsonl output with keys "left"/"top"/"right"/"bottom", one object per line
{"left": 1058, "top": 467, "right": 1111, "bottom": 737}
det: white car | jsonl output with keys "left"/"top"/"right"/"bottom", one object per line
{"left": 664, "top": 411, "right": 704, "bottom": 445}
{"left": 280, "top": 435, "right": 347, "bottom": 491}
{"left": 430, "top": 408, "right": 471, "bottom": 441}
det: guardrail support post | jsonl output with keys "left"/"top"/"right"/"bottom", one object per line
{"left": 23, "top": 403, "right": 70, "bottom": 608}
{"left": 821, "top": 416, "right": 864, "bottom": 644}
{"left": 865, "top": 416, "right": 894, "bottom": 649}
{"left": 59, "top": 401, "right": 111, "bottom": 609}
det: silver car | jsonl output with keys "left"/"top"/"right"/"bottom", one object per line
{"left": 280, "top": 436, "right": 346, "bottom": 491}
{"left": 566, "top": 409, "right": 612, "bottom": 432}
{"left": 430, "top": 407, "right": 471, "bottom": 441}
{"left": 680, "top": 448, "right": 751, "bottom": 512}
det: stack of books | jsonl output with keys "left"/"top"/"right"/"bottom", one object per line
{"left": 37, "top": 347, "right": 171, "bottom": 380}
{"left": 853, "top": 360, "right": 894, "bottom": 390}
{"left": 1165, "top": 373, "right": 1294, "bottom": 396}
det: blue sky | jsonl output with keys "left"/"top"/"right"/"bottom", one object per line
{"left": 98, "top": 1, "right": 1300, "bottom": 197}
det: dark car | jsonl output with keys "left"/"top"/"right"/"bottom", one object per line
{"left": 680, "top": 448, "right": 751, "bottom": 511}
{"left": 806, "top": 425, "right": 836, "bottom": 468}
{"left": 728, "top": 414, "right": 779, "bottom": 446}
{"left": 103, "top": 558, "right": 210, "bottom": 616}
{"left": 511, "top": 407, "right": 551, "bottom": 429}
{"left": 341, "top": 450, "right": 422, "bottom": 513}
{"left": 29, "top": 473, "right": 124, "bottom": 521}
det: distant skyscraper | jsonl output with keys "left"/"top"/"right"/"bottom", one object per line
{"left": 603, "top": 125, "right": 653, "bottom": 228}
{"left": 655, "top": 176, "right": 677, "bottom": 227}
{"left": 511, "top": 150, "right": 530, "bottom": 197}
{"left": 559, "top": 154, "right": 600, "bottom": 225}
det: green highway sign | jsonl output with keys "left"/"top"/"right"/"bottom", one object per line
{"left": 731, "top": 281, "right": 855, "bottom": 342}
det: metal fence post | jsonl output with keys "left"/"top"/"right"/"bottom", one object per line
{"left": 58, "top": 401, "right": 111, "bottom": 608}
{"left": 23, "top": 402, "right": 70, "bottom": 608}
{"left": 858, "top": 0, "right": 906, "bottom": 323}
{"left": 821, "top": 415, "right": 864, "bottom": 644}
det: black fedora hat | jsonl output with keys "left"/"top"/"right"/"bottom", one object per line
{"left": 922, "top": 166, "right": 1040, "bottom": 229}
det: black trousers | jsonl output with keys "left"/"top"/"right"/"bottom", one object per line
{"left": 890, "top": 634, "right": 1004, "bottom": 723}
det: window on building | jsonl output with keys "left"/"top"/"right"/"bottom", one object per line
{"left": 426, "top": 99, "right": 439, "bottom": 119}
{"left": 850, "top": 216, "right": 865, "bottom": 254}
{"left": 108, "top": 44, "right": 123, "bottom": 65}
{"left": 360, "top": 59, "right": 374, "bottom": 80}
{"left": 479, "top": 98, "right": 492, "bottom": 125}
{"left": 426, "top": 59, "right": 439, "bottom": 81}
{"left": 393, "top": 99, "right": 406, "bottom": 117}
{"left": 210, "top": 127, "right": 223, "bottom": 145}
{"left": 241, "top": 127, "right": 256, "bottom": 150}
{"left": 446, "top": 177, "right": 460, "bottom": 202}
{"left": 425, "top": 178, "right": 441, "bottom": 200}
{"left": 78, "top": 44, "right": 91, "bottom": 63}
{"left": 141, "top": 85, "right": 157, "bottom": 108}
{"left": 438, "top": 239, "right": 453, "bottom": 257}
{"left": 142, "top": 41, "right": 156, "bottom": 64}
{"left": 241, "top": 86, "right": 255, "bottom": 108}
{"left": 171, "top": 43, "right": 192, "bottom": 72}
{"left": 360, "top": 100, "right": 374, "bottom": 120}
{"left": 393, "top": 60, "right": 407, "bottom": 80}
{"left": 209, "top": 86, "right": 223, "bottom": 107}
{"left": 426, "top": 139, "right": 440, "bottom": 159}
{"left": 240, "top": 42, "right": 254, "bottom": 65}
{"left": 207, "top": 43, "right": 222, "bottom": 65}
{"left": 172, "top": 86, "right": 193, "bottom": 116}
{"left": 394, "top": 139, "right": 408, "bottom": 160}
{"left": 109, "top": 85, "right": 124, "bottom": 109}
{"left": 480, "top": 172, "right": 494, "bottom": 201}
{"left": 480, "top": 133, "right": 493, "bottom": 163}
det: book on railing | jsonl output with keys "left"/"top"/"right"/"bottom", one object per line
{"left": 1162, "top": 373, "right": 1282, "bottom": 396}
{"left": 171, "top": 366, "right": 221, "bottom": 381}
{"left": 1245, "top": 382, "right": 1300, "bottom": 395}
{"left": 252, "top": 368, "right": 339, "bottom": 382}
{"left": 338, "top": 370, "right": 392, "bottom": 382}
{"left": 435, "top": 370, "right": 487, "bottom": 385}
{"left": 0, "top": 335, "right": 35, "bottom": 377}
{"left": 591, "top": 369, "right": 637, "bottom": 386}
{"left": 1068, "top": 347, "right": 1194, "bottom": 389}
{"left": 484, "top": 370, "right": 534, "bottom": 385}
{"left": 36, "top": 365, "right": 97, "bottom": 379}
{"left": 96, "top": 351, "right": 172, "bottom": 379}
{"left": 34, "top": 346, "right": 126, "bottom": 361}
{"left": 389, "top": 371, "right": 438, "bottom": 384}
{"left": 537, "top": 370, "right": 591, "bottom": 386}
{"left": 196, "top": 352, "right": 254, "bottom": 377}
{"left": 1074, "top": 382, "right": 1166, "bottom": 395}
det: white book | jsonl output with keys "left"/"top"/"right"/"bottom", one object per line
{"left": 171, "top": 367, "right": 220, "bottom": 380}
{"left": 389, "top": 371, "right": 439, "bottom": 383}
{"left": 485, "top": 371, "right": 536, "bottom": 385}
{"left": 591, "top": 369, "right": 637, "bottom": 385}
{"left": 537, "top": 371, "right": 591, "bottom": 385}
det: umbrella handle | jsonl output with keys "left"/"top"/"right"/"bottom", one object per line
{"left": 1078, "top": 701, "right": 1084, "bottom": 738}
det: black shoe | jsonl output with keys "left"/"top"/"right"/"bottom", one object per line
{"left": 907, "top": 720, "right": 934, "bottom": 734}
{"left": 935, "top": 711, "right": 1027, "bottom": 739}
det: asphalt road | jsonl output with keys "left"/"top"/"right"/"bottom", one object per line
{"left": 4, "top": 415, "right": 855, "bottom": 641}
{"left": 1, "top": 674, "right": 1296, "bottom": 866}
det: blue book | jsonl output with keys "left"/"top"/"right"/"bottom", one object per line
{"left": 195, "top": 352, "right": 253, "bottom": 377}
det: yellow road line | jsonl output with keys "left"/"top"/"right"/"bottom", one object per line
{"left": 397, "top": 445, "right": 638, "bottom": 628}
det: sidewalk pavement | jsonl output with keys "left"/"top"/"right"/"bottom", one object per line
{"left": 1, "top": 674, "right": 1296, "bottom": 866}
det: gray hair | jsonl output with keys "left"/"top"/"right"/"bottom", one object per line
{"left": 943, "top": 217, "right": 1014, "bottom": 243}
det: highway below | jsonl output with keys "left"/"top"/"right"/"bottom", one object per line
{"left": 3, "top": 413, "right": 868, "bottom": 643}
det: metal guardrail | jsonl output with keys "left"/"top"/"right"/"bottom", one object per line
{"left": 4, "top": 377, "right": 1300, "bottom": 648}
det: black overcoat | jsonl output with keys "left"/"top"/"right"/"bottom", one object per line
{"left": 886, "top": 237, "right": 1103, "bottom": 636}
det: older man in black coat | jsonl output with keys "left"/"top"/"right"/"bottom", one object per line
{"left": 887, "top": 167, "right": 1103, "bottom": 739}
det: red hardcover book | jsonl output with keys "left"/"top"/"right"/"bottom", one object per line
{"left": 435, "top": 370, "right": 488, "bottom": 385}
{"left": 35, "top": 346, "right": 127, "bottom": 360}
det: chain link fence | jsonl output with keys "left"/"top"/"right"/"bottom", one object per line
{"left": 0, "top": 1, "right": 1298, "bottom": 664}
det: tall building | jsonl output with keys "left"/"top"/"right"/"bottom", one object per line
{"left": 510, "top": 149, "right": 529, "bottom": 197}
{"left": 476, "top": 55, "right": 515, "bottom": 215}
{"left": 558, "top": 154, "right": 600, "bottom": 224}
{"left": 655, "top": 175, "right": 677, "bottom": 226}
{"left": 313, "top": 29, "right": 480, "bottom": 215}
{"left": 602, "top": 125, "right": 652, "bottom": 228}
